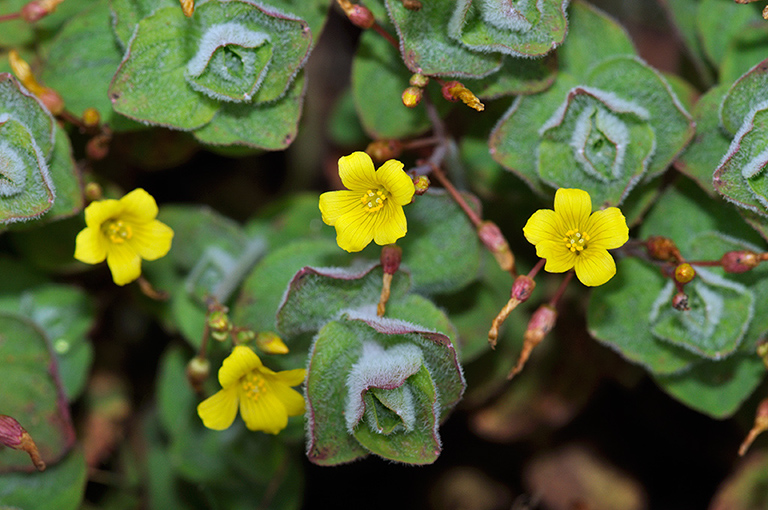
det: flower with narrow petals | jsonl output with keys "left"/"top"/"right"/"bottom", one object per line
{"left": 197, "top": 345, "right": 306, "bottom": 434}
{"left": 319, "top": 151, "right": 415, "bottom": 252}
{"left": 74, "top": 188, "right": 173, "bottom": 286}
{"left": 523, "top": 188, "right": 628, "bottom": 286}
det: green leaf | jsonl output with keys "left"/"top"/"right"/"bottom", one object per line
{"left": 649, "top": 269, "right": 753, "bottom": 360}
{"left": 40, "top": 0, "right": 141, "bottom": 131}
{"left": 0, "top": 285, "right": 95, "bottom": 401}
{"left": 696, "top": 0, "right": 758, "bottom": 68}
{"left": 656, "top": 0, "right": 715, "bottom": 87}
{"left": 0, "top": 449, "right": 86, "bottom": 510}
{"left": 0, "top": 118, "right": 55, "bottom": 223}
{"left": 490, "top": 73, "right": 579, "bottom": 195}
{"left": 351, "top": 29, "right": 431, "bottom": 139}
{"left": 557, "top": 0, "right": 636, "bottom": 80}
{"left": 675, "top": 85, "right": 731, "bottom": 195}
{"left": 653, "top": 353, "right": 765, "bottom": 419}
{"left": 193, "top": 72, "right": 306, "bottom": 149}
{"left": 537, "top": 85, "right": 655, "bottom": 206}
{"left": 0, "top": 0, "right": 99, "bottom": 47}
{"left": 385, "top": 0, "right": 502, "bottom": 78}
{"left": 109, "top": 6, "right": 219, "bottom": 129}
{"left": 0, "top": 314, "right": 75, "bottom": 472}
{"left": 0, "top": 74, "right": 54, "bottom": 157}
{"left": 398, "top": 191, "right": 482, "bottom": 295}
{"left": 109, "top": 0, "right": 178, "bottom": 48}
{"left": 449, "top": 0, "right": 569, "bottom": 58}
{"left": 588, "top": 258, "right": 701, "bottom": 375}
{"left": 38, "top": 127, "right": 81, "bottom": 222}
{"left": 305, "top": 307, "right": 464, "bottom": 465}
{"left": 233, "top": 239, "right": 347, "bottom": 334}
{"left": 720, "top": 19, "right": 768, "bottom": 85}
{"left": 720, "top": 57, "right": 768, "bottom": 135}
{"left": 465, "top": 55, "right": 557, "bottom": 100}
{"left": 276, "top": 263, "right": 411, "bottom": 336}
{"left": 586, "top": 57, "right": 694, "bottom": 179}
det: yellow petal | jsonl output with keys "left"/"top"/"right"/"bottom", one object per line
{"left": 219, "top": 346, "right": 262, "bottom": 388}
{"left": 84, "top": 199, "right": 121, "bottom": 229}
{"left": 554, "top": 188, "right": 592, "bottom": 230}
{"left": 119, "top": 188, "right": 159, "bottom": 224}
{"left": 130, "top": 220, "right": 174, "bottom": 260}
{"left": 334, "top": 206, "right": 377, "bottom": 252}
{"left": 269, "top": 381, "right": 305, "bottom": 417}
{"left": 523, "top": 209, "right": 566, "bottom": 246}
{"left": 319, "top": 190, "right": 362, "bottom": 227}
{"left": 272, "top": 368, "right": 307, "bottom": 387}
{"left": 372, "top": 200, "right": 407, "bottom": 246}
{"left": 375, "top": 159, "right": 414, "bottom": 206}
{"left": 197, "top": 386, "right": 239, "bottom": 430}
{"left": 74, "top": 227, "right": 107, "bottom": 264}
{"left": 105, "top": 243, "right": 142, "bottom": 286}
{"left": 338, "top": 152, "right": 377, "bottom": 192}
{"left": 574, "top": 248, "right": 617, "bottom": 286}
{"left": 239, "top": 387, "right": 288, "bottom": 434}
{"left": 584, "top": 207, "right": 628, "bottom": 250}
{"left": 537, "top": 240, "right": 577, "bottom": 273}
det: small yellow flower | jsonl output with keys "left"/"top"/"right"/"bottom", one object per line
{"left": 523, "top": 188, "right": 629, "bottom": 287}
{"left": 197, "top": 345, "right": 306, "bottom": 434}
{"left": 319, "top": 151, "right": 415, "bottom": 252}
{"left": 74, "top": 188, "right": 174, "bottom": 286}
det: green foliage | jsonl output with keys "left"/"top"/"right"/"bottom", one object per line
{"left": 0, "top": 314, "right": 76, "bottom": 471}
{"left": 0, "top": 449, "right": 86, "bottom": 510}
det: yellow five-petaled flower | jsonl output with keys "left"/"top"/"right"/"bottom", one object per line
{"left": 319, "top": 151, "right": 415, "bottom": 253}
{"left": 74, "top": 188, "right": 174, "bottom": 286}
{"left": 523, "top": 188, "right": 629, "bottom": 287}
{"left": 197, "top": 345, "right": 306, "bottom": 434}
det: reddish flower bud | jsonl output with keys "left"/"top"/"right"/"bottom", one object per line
{"left": 674, "top": 263, "right": 695, "bottom": 284}
{"left": 511, "top": 275, "right": 536, "bottom": 302}
{"left": 86, "top": 132, "right": 111, "bottom": 160}
{"left": 478, "top": 221, "right": 515, "bottom": 273}
{"left": 402, "top": 86, "right": 423, "bottom": 108}
{"left": 508, "top": 304, "right": 557, "bottom": 379}
{"left": 366, "top": 139, "right": 402, "bottom": 162}
{"left": 0, "top": 415, "right": 45, "bottom": 471}
{"left": 721, "top": 250, "right": 761, "bottom": 273}
{"left": 381, "top": 244, "right": 402, "bottom": 275}
{"left": 402, "top": 0, "right": 422, "bottom": 10}
{"left": 348, "top": 4, "right": 375, "bottom": 29}
{"left": 413, "top": 175, "right": 430, "bottom": 195}
{"left": 672, "top": 292, "right": 689, "bottom": 311}
{"left": 409, "top": 73, "right": 429, "bottom": 88}
{"left": 645, "top": 236, "right": 682, "bottom": 262}
{"left": 20, "top": 1, "right": 49, "bottom": 23}
{"left": 441, "top": 81, "right": 484, "bottom": 111}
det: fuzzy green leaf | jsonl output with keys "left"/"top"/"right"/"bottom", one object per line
{"left": 0, "top": 285, "right": 95, "bottom": 401}
{"left": 385, "top": 0, "right": 502, "bottom": 78}
{"left": 0, "top": 449, "right": 86, "bottom": 510}
{"left": 449, "top": 0, "right": 569, "bottom": 58}
{"left": 0, "top": 314, "right": 75, "bottom": 472}
{"left": 305, "top": 304, "right": 464, "bottom": 465}
{"left": 109, "top": 0, "right": 178, "bottom": 48}
{"left": 277, "top": 263, "right": 411, "bottom": 336}
{"left": 696, "top": 0, "right": 758, "bottom": 68}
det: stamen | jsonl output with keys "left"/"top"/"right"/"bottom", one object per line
{"left": 102, "top": 219, "right": 133, "bottom": 244}
{"left": 564, "top": 229, "right": 590, "bottom": 253}
{"left": 241, "top": 372, "right": 267, "bottom": 402}
{"left": 360, "top": 188, "right": 388, "bottom": 213}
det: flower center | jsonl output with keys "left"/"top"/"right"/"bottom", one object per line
{"left": 102, "top": 219, "right": 133, "bottom": 244}
{"left": 564, "top": 229, "right": 590, "bottom": 253}
{"left": 241, "top": 372, "right": 266, "bottom": 402}
{"left": 361, "top": 188, "right": 388, "bottom": 213}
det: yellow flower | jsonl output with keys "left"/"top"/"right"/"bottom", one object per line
{"left": 74, "top": 188, "right": 173, "bottom": 286}
{"left": 319, "top": 151, "right": 415, "bottom": 252}
{"left": 523, "top": 188, "right": 629, "bottom": 287}
{"left": 197, "top": 345, "right": 306, "bottom": 434}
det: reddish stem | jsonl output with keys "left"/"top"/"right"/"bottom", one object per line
{"left": 549, "top": 271, "right": 574, "bottom": 307}
{"left": 428, "top": 162, "right": 482, "bottom": 227}
{"left": 0, "top": 12, "right": 20, "bottom": 22}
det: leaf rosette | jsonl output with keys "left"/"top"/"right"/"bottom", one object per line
{"left": 305, "top": 312, "right": 465, "bottom": 466}
{"left": 714, "top": 59, "right": 768, "bottom": 223}
{"left": 491, "top": 56, "right": 693, "bottom": 205}
{"left": 109, "top": 0, "right": 311, "bottom": 149}
{"left": 0, "top": 74, "right": 60, "bottom": 224}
